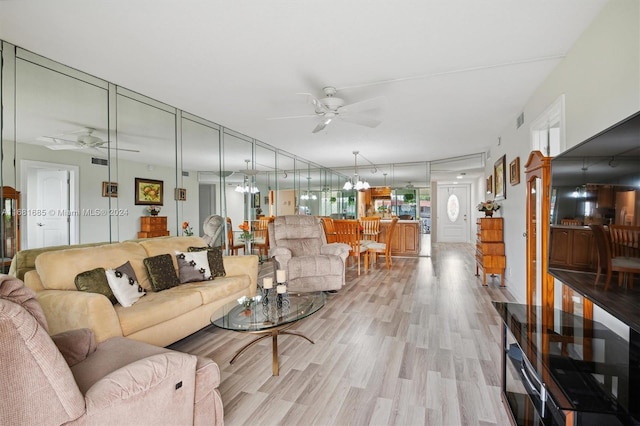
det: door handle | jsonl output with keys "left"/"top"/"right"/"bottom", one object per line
{"left": 463, "top": 214, "right": 467, "bottom": 222}
{"left": 36, "top": 222, "right": 44, "bottom": 227}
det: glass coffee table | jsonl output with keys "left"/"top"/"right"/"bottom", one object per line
{"left": 211, "top": 291, "right": 326, "bottom": 376}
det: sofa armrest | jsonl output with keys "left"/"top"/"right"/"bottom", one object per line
{"left": 83, "top": 352, "right": 197, "bottom": 423}
{"left": 321, "top": 243, "right": 350, "bottom": 260}
{"left": 36, "top": 289, "right": 123, "bottom": 342}
{"left": 52, "top": 328, "right": 97, "bottom": 367}
{"left": 222, "top": 255, "right": 259, "bottom": 296}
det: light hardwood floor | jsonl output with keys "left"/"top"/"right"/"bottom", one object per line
{"left": 169, "top": 243, "right": 517, "bottom": 425}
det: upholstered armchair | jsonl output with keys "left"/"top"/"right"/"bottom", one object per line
{"left": 0, "top": 275, "right": 223, "bottom": 426}
{"left": 268, "top": 215, "right": 350, "bottom": 292}
{"left": 202, "top": 214, "right": 225, "bottom": 247}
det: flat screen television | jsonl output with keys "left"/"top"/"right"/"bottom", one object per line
{"left": 550, "top": 111, "right": 640, "bottom": 226}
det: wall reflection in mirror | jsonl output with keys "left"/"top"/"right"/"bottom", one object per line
{"left": 550, "top": 111, "right": 640, "bottom": 226}
{"left": 1, "top": 39, "right": 461, "bottom": 263}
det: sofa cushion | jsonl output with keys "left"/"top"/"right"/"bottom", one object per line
{"left": 177, "top": 275, "right": 251, "bottom": 305}
{"left": 114, "top": 288, "right": 202, "bottom": 336}
{"left": 105, "top": 268, "right": 146, "bottom": 307}
{"left": 35, "top": 242, "right": 150, "bottom": 291}
{"left": 143, "top": 254, "right": 180, "bottom": 292}
{"left": 188, "top": 246, "right": 226, "bottom": 278}
{"left": 74, "top": 267, "right": 117, "bottom": 305}
{"left": 139, "top": 236, "right": 208, "bottom": 272}
{"left": 175, "top": 251, "right": 213, "bottom": 284}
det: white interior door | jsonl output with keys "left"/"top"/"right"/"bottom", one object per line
{"left": 437, "top": 184, "right": 470, "bottom": 242}
{"left": 33, "top": 169, "right": 70, "bottom": 247}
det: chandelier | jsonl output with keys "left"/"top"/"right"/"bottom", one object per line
{"left": 343, "top": 151, "right": 370, "bottom": 191}
{"left": 235, "top": 159, "right": 259, "bottom": 193}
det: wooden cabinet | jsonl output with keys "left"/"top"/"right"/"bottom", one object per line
{"left": 475, "top": 217, "right": 506, "bottom": 286}
{"left": 549, "top": 226, "right": 596, "bottom": 271}
{"left": 2, "top": 187, "right": 20, "bottom": 270}
{"left": 138, "top": 216, "right": 169, "bottom": 238}
{"left": 379, "top": 220, "right": 420, "bottom": 256}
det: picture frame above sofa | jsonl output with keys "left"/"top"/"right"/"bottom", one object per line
{"left": 135, "top": 178, "right": 163, "bottom": 205}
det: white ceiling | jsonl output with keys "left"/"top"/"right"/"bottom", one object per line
{"left": 0, "top": 0, "right": 609, "bottom": 184}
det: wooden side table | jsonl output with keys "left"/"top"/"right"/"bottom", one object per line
{"left": 138, "top": 216, "right": 170, "bottom": 238}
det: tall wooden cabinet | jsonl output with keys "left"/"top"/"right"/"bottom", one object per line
{"left": 138, "top": 216, "right": 169, "bottom": 238}
{"left": 475, "top": 217, "right": 506, "bottom": 286}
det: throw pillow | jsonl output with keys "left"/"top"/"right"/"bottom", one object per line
{"left": 143, "top": 254, "right": 180, "bottom": 291}
{"left": 114, "top": 260, "right": 139, "bottom": 284}
{"left": 74, "top": 267, "right": 117, "bottom": 305}
{"left": 175, "top": 250, "right": 213, "bottom": 284}
{"left": 188, "top": 246, "right": 226, "bottom": 278}
{"left": 105, "top": 268, "right": 146, "bottom": 308}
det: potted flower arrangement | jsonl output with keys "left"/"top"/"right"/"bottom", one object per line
{"left": 477, "top": 200, "right": 500, "bottom": 217}
{"left": 238, "top": 222, "right": 252, "bottom": 240}
{"left": 147, "top": 206, "right": 161, "bottom": 216}
{"left": 182, "top": 221, "right": 193, "bottom": 236}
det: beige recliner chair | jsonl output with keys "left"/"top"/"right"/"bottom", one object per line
{"left": 269, "top": 215, "right": 350, "bottom": 292}
{"left": 0, "top": 275, "right": 223, "bottom": 426}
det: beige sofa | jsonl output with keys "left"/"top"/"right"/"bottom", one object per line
{"left": 23, "top": 236, "right": 258, "bottom": 347}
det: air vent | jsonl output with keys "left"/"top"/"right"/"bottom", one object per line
{"left": 182, "top": 171, "right": 189, "bottom": 177}
{"left": 516, "top": 112, "right": 525, "bottom": 129}
{"left": 91, "top": 157, "right": 108, "bottom": 166}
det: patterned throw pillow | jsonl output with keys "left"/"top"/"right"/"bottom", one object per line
{"left": 175, "top": 250, "right": 213, "bottom": 284}
{"left": 74, "top": 267, "right": 117, "bottom": 304}
{"left": 105, "top": 263, "right": 146, "bottom": 307}
{"left": 188, "top": 246, "right": 226, "bottom": 278}
{"left": 143, "top": 254, "right": 180, "bottom": 291}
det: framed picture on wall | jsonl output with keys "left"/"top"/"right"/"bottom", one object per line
{"left": 509, "top": 157, "right": 521, "bottom": 185}
{"left": 174, "top": 188, "right": 187, "bottom": 201}
{"left": 486, "top": 175, "right": 493, "bottom": 194}
{"left": 102, "top": 181, "right": 118, "bottom": 198}
{"left": 135, "top": 178, "right": 163, "bottom": 205}
{"left": 494, "top": 155, "right": 506, "bottom": 200}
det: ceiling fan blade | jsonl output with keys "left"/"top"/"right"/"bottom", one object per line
{"left": 97, "top": 146, "right": 141, "bottom": 153}
{"left": 312, "top": 118, "right": 333, "bottom": 134}
{"left": 339, "top": 113, "right": 381, "bottom": 128}
{"left": 267, "top": 114, "right": 318, "bottom": 121}
{"left": 339, "top": 96, "right": 386, "bottom": 114}
{"left": 38, "top": 136, "right": 79, "bottom": 145}
{"left": 45, "top": 144, "right": 84, "bottom": 151}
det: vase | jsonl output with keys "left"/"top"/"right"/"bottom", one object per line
{"left": 150, "top": 211, "right": 159, "bottom": 216}
{"left": 484, "top": 211, "right": 493, "bottom": 218}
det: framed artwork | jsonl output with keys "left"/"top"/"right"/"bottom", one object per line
{"left": 509, "top": 157, "right": 521, "bottom": 186}
{"left": 134, "top": 178, "right": 163, "bottom": 205}
{"left": 252, "top": 192, "right": 261, "bottom": 208}
{"left": 486, "top": 175, "right": 493, "bottom": 194}
{"left": 102, "top": 181, "right": 118, "bottom": 198}
{"left": 494, "top": 155, "right": 506, "bottom": 200}
{"left": 175, "top": 188, "right": 187, "bottom": 201}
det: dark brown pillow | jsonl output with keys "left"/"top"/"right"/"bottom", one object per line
{"left": 188, "top": 246, "right": 226, "bottom": 278}
{"left": 74, "top": 267, "right": 117, "bottom": 304}
{"left": 143, "top": 254, "right": 179, "bottom": 291}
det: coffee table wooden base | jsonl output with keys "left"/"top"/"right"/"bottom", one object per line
{"left": 230, "top": 325, "right": 314, "bottom": 376}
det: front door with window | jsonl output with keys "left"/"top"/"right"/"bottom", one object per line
{"left": 437, "top": 184, "right": 470, "bottom": 243}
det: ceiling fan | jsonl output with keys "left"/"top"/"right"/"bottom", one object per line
{"left": 37, "top": 128, "right": 140, "bottom": 154}
{"left": 270, "top": 86, "right": 386, "bottom": 134}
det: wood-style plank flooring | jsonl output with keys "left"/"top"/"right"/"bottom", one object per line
{"left": 169, "top": 243, "right": 517, "bottom": 425}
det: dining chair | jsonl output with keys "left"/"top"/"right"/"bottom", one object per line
{"left": 321, "top": 217, "right": 337, "bottom": 243}
{"left": 253, "top": 216, "right": 275, "bottom": 259}
{"left": 359, "top": 216, "right": 381, "bottom": 245}
{"left": 225, "top": 217, "right": 246, "bottom": 255}
{"left": 609, "top": 225, "right": 640, "bottom": 258}
{"left": 367, "top": 217, "right": 398, "bottom": 270}
{"left": 589, "top": 224, "right": 640, "bottom": 290}
{"left": 333, "top": 219, "right": 368, "bottom": 276}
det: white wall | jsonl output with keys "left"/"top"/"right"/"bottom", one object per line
{"left": 488, "top": 0, "right": 640, "bottom": 303}
{"left": 15, "top": 142, "right": 201, "bottom": 245}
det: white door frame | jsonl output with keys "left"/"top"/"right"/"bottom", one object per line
{"left": 20, "top": 160, "right": 79, "bottom": 248}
